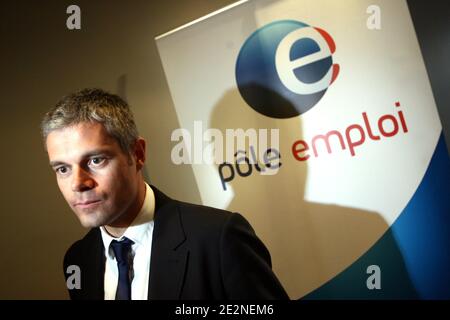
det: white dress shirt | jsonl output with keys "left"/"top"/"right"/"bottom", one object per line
{"left": 100, "top": 183, "right": 155, "bottom": 300}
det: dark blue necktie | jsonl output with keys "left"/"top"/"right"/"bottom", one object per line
{"left": 110, "top": 237, "right": 134, "bottom": 300}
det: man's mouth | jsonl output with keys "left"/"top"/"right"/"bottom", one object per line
{"left": 74, "top": 200, "right": 102, "bottom": 209}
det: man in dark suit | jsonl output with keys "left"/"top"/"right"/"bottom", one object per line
{"left": 42, "top": 88, "right": 288, "bottom": 300}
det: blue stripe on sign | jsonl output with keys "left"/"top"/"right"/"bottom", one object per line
{"left": 303, "top": 132, "right": 450, "bottom": 300}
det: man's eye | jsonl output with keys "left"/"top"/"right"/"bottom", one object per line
{"left": 56, "top": 167, "right": 68, "bottom": 174}
{"left": 89, "top": 157, "right": 106, "bottom": 166}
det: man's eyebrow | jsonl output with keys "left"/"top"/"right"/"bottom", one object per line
{"left": 49, "top": 161, "right": 67, "bottom": 168}
{"left": 81, "top": 149, "right": 112, "bottom": 158}
{"left": 49, "top": 149, "right": 113, "bottom": 167}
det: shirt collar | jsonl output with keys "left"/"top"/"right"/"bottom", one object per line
{"left": 100, "top": 183, "right": 155, "bottom": 257}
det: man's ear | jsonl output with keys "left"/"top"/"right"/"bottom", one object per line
{"left": 133, "top": 137, "right": 146, "bottom": 170}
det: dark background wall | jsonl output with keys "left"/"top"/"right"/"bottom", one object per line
{"left": 0, "top": 0, "right": 448, "bottom": 299}
{"left": 408, "top": 0, "right": 450, "bottom": 152}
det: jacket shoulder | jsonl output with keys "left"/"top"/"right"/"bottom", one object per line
{"left": 175, "top": 200, "right": 233, "bottom": 222}
{"left": 173, "top": 200, "right": 238, "bottom": 237}
{"left": 172, "top": 200, "right": 289, "bottom": 299}
{"left": 64, "top": 228, "right": 101, "bottom": 267}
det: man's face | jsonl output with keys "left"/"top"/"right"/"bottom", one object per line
{"left": 46, "top": 122, "right": 142, "bottom": 228}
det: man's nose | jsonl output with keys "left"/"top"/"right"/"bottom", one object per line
{"left": 71, "top": 166, "right": 95, "bottom": 192}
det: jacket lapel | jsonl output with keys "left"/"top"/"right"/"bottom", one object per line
{"left": 82, "top": 229, "right": 105, "bottom": 300}
{"left": 148, "top": 186, "right": 188, "bottom": 299}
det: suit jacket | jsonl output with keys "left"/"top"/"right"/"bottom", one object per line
{"left": 63, "top": 186, "right": 289, "bottom": 299}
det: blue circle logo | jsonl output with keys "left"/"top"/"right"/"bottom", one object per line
{"left": 236, "top": 20, "right": 340, "bottom": 118}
